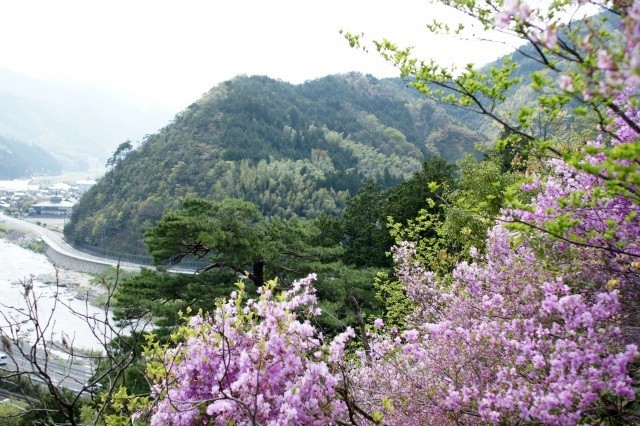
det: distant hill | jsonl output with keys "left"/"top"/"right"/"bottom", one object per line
{"left": 0, "top": 135, "right": 62, "bottom": 179}
{"left": 64, "top": 73, "right": 487, "bottom": 253}
{"left": 0, "top": 68, "right": 172, "bottom": 171}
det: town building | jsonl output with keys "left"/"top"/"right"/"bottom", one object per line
{"left": 28, "top": 196, "right": 75, "bottom": 217}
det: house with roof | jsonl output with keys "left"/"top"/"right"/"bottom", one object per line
{"left": 28, "top": 196, "right": 75, "bottom": 217}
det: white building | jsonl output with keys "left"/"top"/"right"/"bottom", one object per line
{"left": 74, "top": 180, "right": 97, "bottom": 194}
{"left": 28, "top": 197, "right": 75, "bottom": 217}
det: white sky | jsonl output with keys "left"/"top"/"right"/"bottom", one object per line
{"left": 0, "top": 0, "right": 516, "bottom": 111}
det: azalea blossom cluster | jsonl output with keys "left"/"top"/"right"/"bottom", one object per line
{"left": 346, "top": 100, "right": 639, "bottom": 424}
{"left": 512, "top": 90, "right": 640, "bottom": 342}
{"left": 149, "top": 275, "right": 353, "bottom": 425}
{"left": 514, "top": 153, "right": 639, "bottom": 294}
{"left": 146, "top": 97, "right": 639, "bottom": 424}
{"left": 623, "top": 1, "right": 640, "bottom": 86}
{"left": 351, "top": 234, "right": 637, "bottom": 424}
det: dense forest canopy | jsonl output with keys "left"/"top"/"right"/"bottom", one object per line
{"left": 64, "top": 73, "right": 487, "bottom": 253}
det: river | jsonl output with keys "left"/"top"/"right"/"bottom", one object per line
{"left": 0, "top": 239, "right": 113, "bottom": 352}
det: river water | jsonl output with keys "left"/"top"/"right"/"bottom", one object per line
{"left": 0, "top": 239, "right": 112, "bottom": 352}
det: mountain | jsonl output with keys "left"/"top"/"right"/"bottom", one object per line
{"left": 64, "top": 73, "right": 487, "bottom": 253}
{"left": 0, "top": 68, "right": 173, "bottom": 171}
{"left": 0, "top": 135, "right": 62, "bottom": 179}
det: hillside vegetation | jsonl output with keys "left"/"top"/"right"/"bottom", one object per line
{"left": 65, "top": 73, "right": 486, "bottom": 253}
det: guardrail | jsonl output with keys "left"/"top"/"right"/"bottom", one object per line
{"left": 0, "top": 213, "right": 210, "bottom": 272}
{"left": 73, "top": 242, "right": 209, "bottom": 270}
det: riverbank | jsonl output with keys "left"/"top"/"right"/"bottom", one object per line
{"left": 0, "top": 239, "right": 110, "bottom": 351}
{"left": 0, "top": 220, "right": 106, "bottom": 304}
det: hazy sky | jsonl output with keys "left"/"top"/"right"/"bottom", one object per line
{"left": 0, "top": 0, "right": 516, "bottom": 111}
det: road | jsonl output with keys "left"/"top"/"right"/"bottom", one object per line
{"left": 1, "top": 342, "right": 96, "bottom": 394}
{"left": 0, "top": 213, "right": 143, "bottom": 272}
{"left": 0, "top": 213, "right": 195, "bottom": 273}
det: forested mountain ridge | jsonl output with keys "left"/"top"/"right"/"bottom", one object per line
{"left": 0, "top": 135, "right": 62, "bottom": 179}
{"left": 65, "top": 73, "right": 486, "bottom": 253}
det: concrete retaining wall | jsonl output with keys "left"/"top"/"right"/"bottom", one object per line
{"left": 44, "top": 246, "right": 110, "bottom": 275}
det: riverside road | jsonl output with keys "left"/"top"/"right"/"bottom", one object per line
{"left": 0, "top": 213, "right": 196, "bottom": 274}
